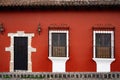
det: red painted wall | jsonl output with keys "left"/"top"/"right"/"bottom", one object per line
{"left": 0, "top": 10, "right": 120, "bottom": 72}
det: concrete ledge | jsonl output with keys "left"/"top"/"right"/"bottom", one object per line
{"left": 0, "top": 72, "right": 120, "bottom": 80}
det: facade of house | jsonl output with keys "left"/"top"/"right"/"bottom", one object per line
{"left": 0, "top": 0, "right": 120, "bottom": 72}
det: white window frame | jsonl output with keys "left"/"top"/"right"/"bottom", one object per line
{"left": 5, "top": 31, "right": 36, "bottom": 72}
{"left": 93, "top": 30, "right": 115, "bottom": 72}
{"left": 49, "top": 30, "right": 69, "bottom": 58}
{"left": 48, "top": 30, "right": 69, "bottom": 72}
{"left": 93, "top": 31, "right": 114, "bottom": 59}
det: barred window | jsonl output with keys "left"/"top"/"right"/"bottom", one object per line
{"left": 49, "top": 30, "right": 69, "bottom": 57}
{"left": 96, "top": 33, "right": 111, "bottom": 58}
{"left": 52, "top": 33, "right": 66, "bottom": 57}
{"left": 93, "top": 31, "right": 114, "bottom": 58}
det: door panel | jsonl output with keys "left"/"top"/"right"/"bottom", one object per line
{"left": 14, "top": 37, "right": 28, "bottom": 71}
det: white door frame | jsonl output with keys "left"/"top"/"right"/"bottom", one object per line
{"left": 5, "top": 31, "right": 36, "bottom": 72}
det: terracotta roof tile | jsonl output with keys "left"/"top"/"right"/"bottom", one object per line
{"left": 0, "top": 0, "right": 120, "bottom": 7}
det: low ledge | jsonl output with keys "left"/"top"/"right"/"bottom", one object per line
{"left": 0, "top": 72, "right": 120, "bottom": 79}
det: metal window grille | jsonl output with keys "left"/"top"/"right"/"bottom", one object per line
{"left": 96, "top": 33, "right": 111, "bottom": 58}
{"left": 52, "top": 33, "right": 66, "bottom": 57}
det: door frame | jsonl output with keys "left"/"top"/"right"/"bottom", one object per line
{"left": 5, "top": 31, "right": 36, "bottom": 72}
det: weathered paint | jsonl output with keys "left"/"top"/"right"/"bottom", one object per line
{"left": 0, "top": 10, "right": 120, "bottom": 72}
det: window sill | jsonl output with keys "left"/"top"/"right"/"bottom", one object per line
{"left": 48, "top": 57, "right": 69, "bottom": 61}
{"left": 48, "top": 57, "right": 69, "bottom": 72}
{"left": 93, "top": 58, "right": 115, "bottom": 72}
{"left": 93, "top": 58, "right": 115, "bottom": 61}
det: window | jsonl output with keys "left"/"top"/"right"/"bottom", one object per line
{"left": 93, "top": 31, "right": 114, "bottom": 58}
{"left": 49, "top": 30, "right": 69, "bottom": 57}
{"left": 49, "top": 29, "right": 69, "bottom": 72}
{"left": 96, "top": 33, "right": 111, "bottom": 58}
{"left": 52, "top": 33, "right": 66, "bottom": 57}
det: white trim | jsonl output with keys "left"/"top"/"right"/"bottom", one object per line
{"left": 49, "top": 30, "right": 69, "bottom": 72}
{"left": 48, "top": 57, "right": 69, "bottom": 72}
{"left": 93, "top": 58, "right": 115, "bottom": 72}
{"left": 93, "top": 30, "right": 115, "bottom": 72}
{"left": 5, "top": 31, "right": 36, "bottom": 72}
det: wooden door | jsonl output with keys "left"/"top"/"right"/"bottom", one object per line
{"left": 14, "top": 37, "right": 28, "bottom": 71}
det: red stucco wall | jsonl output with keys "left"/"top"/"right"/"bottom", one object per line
{"left": 0, "top": 10, "right": 120, "bottom": 72}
